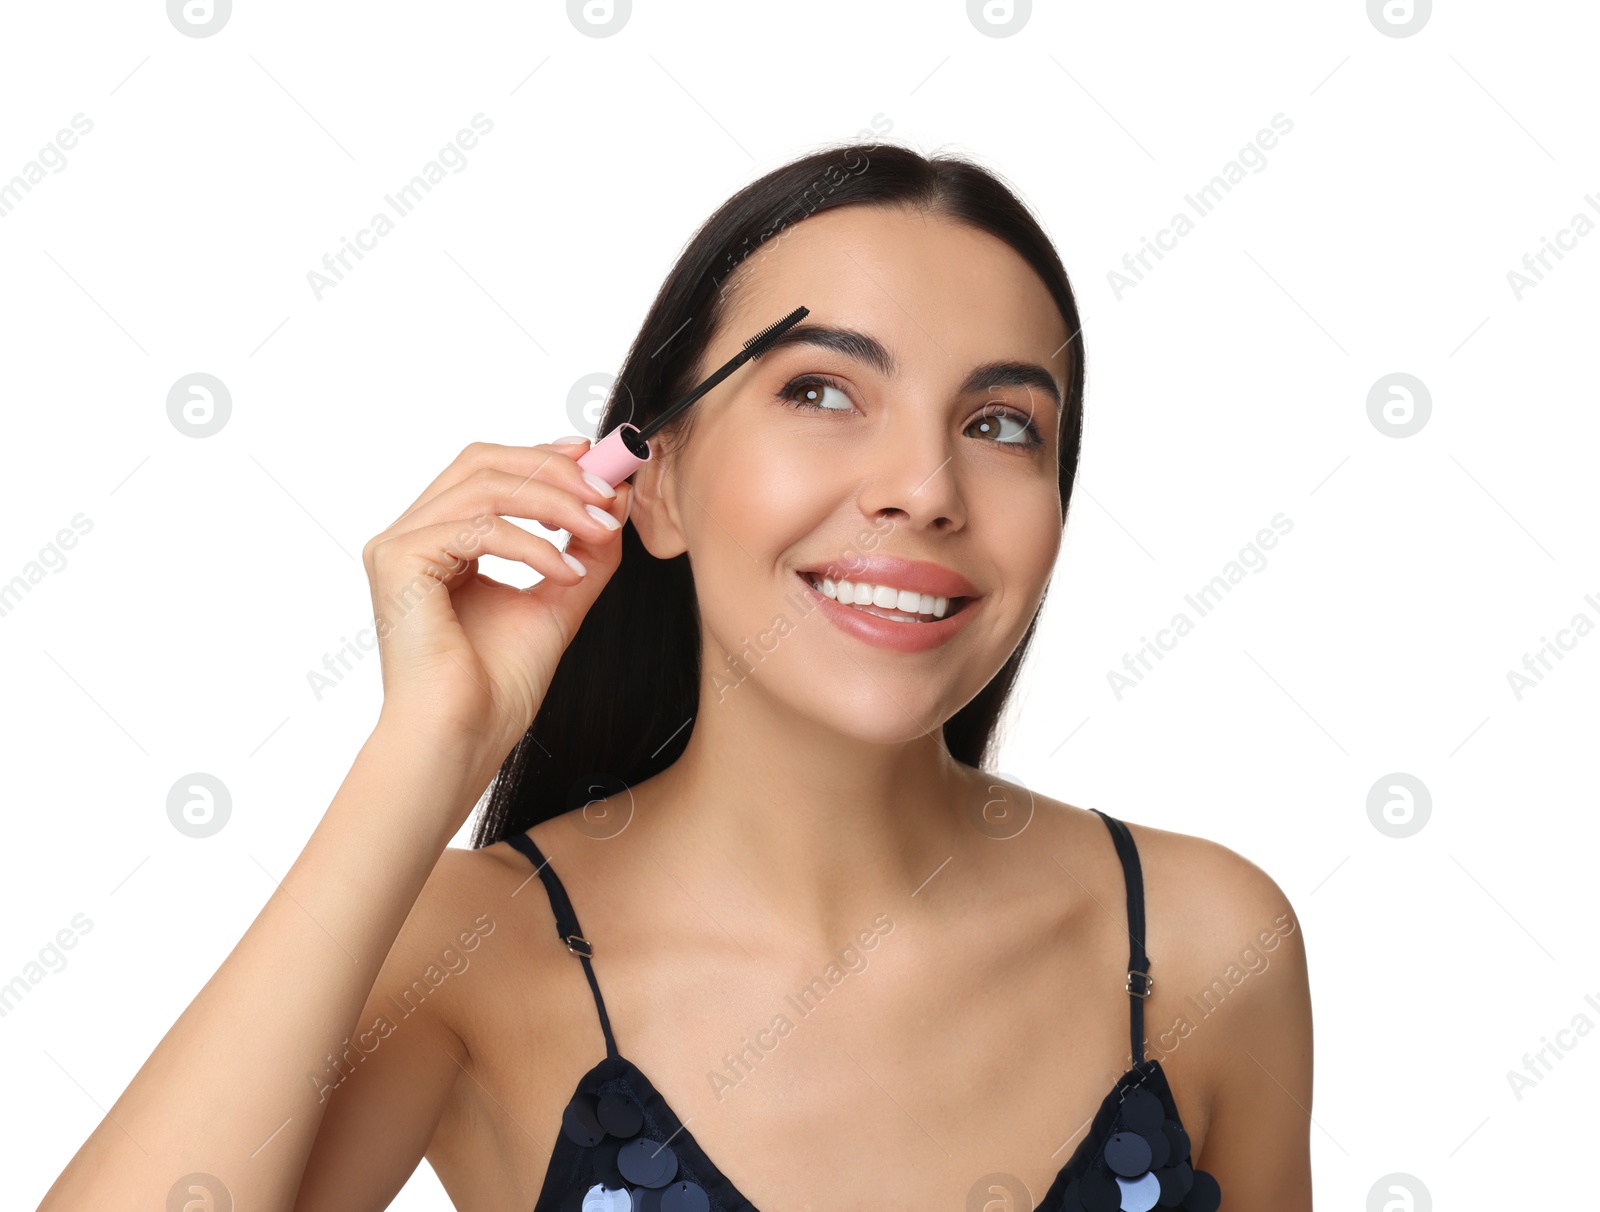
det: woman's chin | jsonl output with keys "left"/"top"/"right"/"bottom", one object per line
{"left": 767, "top": 687, "right": 959, "bottom": 748}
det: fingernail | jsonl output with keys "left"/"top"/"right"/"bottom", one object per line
{"left": 562, "top": 552, "right": 588, "bottom": 576}
{"left": 581, "top": 470, "right": 616, "bottom": 499}
{"left": 586, "top": 503, "right": 621, "bottom": 530}
{"left": 553, "top": 435, "right": 589, "bottom": 446}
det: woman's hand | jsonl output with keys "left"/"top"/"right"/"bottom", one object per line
{"left": 361, "top": 437, "right": 632, "bottom": 764}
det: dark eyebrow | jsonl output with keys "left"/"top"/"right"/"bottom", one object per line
{"left": 758, "top": 323, "right": 1063, "bottom": 412}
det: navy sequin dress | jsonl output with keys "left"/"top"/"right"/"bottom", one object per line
{"left": 503, "top": 808, "right": 1223, "bottom": 1212}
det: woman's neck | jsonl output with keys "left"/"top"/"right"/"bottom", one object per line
{"left": 633, "top": 694, "right": 979, "bottom": 950}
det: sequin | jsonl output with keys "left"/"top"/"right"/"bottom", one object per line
{"left": 617, "top": 1137, "right": 678, "bottom": 1188}
{"left": 1079, "top": 1167, "right": 1123, "bottom": 1212}
{"left": 1140, "top": 1126, "right": 1171, "bottom": 1169}
{"left": 561, "top": 1093, "right": 607, "bottom": 1148}
{"left": 1070, "top": 1085, "right": 1220, "bottom": 1212}
{"left": 1162, "top": 1120, "right": 1190, "bottom": 1162}
{"left": 1104, "top": 1132, "right": 1153, "bottom": 1176}
{"left": 1120, "top": 1089, "right": 1164, "bottom": 1135}
{"left": 1153, "top": 1164, "right": 1187, "bottom": 1206}
{"left": 1181, "top": 1169, "right": 1221, "bottom": 1212}
{"left": 597, "top": 1091, "right": 645, "bottom": 1138}
{"left": 1169, "top": 1159, "right": 1194, "bottom": 1199}
{"left": 579, "top": 1183, "right": 630, "bottom": 1212}
{"left": 1116, "top": 1170, "right": 1161, "bottom": 1212}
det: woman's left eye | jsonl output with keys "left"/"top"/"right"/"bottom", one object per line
{"left": 776, "top": 375, "right": 1044, "bottom": 449}
{"left": 967, "top": 406, "right": 1043, "bottom": 448}
{"left": 778, "top": 376, "right": 854, "bottom": 413}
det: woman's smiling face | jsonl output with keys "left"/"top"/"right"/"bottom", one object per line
{"left": 630, "top": 203, "right": 1073, "bottom": 743}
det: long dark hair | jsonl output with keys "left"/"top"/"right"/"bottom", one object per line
{"left": 470, "top": 140, "right": 1086, "bottom": 849}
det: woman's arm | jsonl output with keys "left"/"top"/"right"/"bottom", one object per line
{"left": 290, "top": 842, "right": 492, "bottom": 1212}
{"left": 35, "top": 719, "right": 500, "bottom": 1212}
{"left": 35, "top": 438, "right": 631, "bottom": 1212}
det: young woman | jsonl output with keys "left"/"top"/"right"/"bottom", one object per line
{"left": 40, "top": 145, "right": 1312, "bottom": 1211}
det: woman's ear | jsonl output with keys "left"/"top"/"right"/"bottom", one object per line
{"left": 625, "top": 446, "right": 689, "bottom": 560}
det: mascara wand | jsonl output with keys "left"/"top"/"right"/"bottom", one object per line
{"left": 576, "top": 305, "right": 810, "bottom": 487}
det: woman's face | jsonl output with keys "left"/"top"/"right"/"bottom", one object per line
{"left": 632, "top": 203, "right": 1072, "bottom": 744}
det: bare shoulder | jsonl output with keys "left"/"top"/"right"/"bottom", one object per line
{"left": 1028, "top": 791, "right": 1300, "bottom": 938}
{"left": 422, "top": 829, "right": 615, "bottom": 1036}
{"left": 1104, "top": 809, "right": 1309, "bottom": 1052}
{"left": 380, "top": 838, "right": 565, "bottom": 1045}
{"left": 422, "top": 830, "right": 577, "bottom": 941}
{"left": 1027, "top": 800, "right": 1310, "bottom": 1053}
{"left": 1117, "top": 813, "right": 1304, "bottom": 955}
{"left": 1086, "top": 806, "right": 1312, "bottom": 1202}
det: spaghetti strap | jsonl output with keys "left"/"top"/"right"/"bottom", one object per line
{"left": 504, "top": 830, "right": 620, "bottom": 1060}
{"left": 1089, "top": 808, "right": 1150, "bottom": 1065}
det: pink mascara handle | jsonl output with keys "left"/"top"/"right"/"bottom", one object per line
{"left": 575, "top": 424, "right": 651, "bottom": 487}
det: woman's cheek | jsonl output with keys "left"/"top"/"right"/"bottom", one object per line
{"left": 712, "top": 431, "right": 835, "bottom": 527}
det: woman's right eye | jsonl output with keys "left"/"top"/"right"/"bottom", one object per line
{"left": 777, "top": 374, "right": 854, "bottom": 414}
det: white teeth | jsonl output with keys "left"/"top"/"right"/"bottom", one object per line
{"left": 806, "top": 574, "right": 950, "bottom": 620}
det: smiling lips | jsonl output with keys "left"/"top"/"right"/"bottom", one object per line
{"left": 792, "top": 565, "right": 982, "bottom": 653}
{"left": 801, "top": 573, "right": 965, "bottom": 621}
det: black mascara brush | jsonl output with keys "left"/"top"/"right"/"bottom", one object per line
{"left": 577, "top": 305, "right": 809, "bottom": 486}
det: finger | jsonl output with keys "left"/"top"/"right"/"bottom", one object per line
{"left": 368, "top": 514, "right": 589, "bottom": 602}
{"left": 390, "top": 467, "right": 624, "bottom": 548}
{"left": 559, "top": 481, "right": 632, "bottom": 568}
{"left": 386, "top": 439, "right": 593, "bottom": 532}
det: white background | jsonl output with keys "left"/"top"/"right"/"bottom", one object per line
{"left": 3, "top": 1, "right": 1594, "bottom": 1208}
